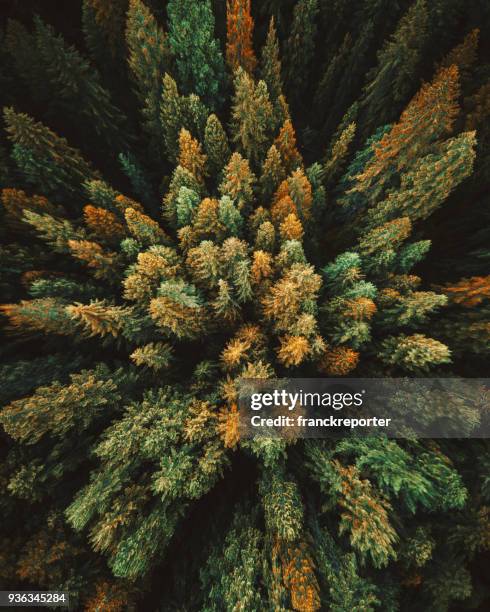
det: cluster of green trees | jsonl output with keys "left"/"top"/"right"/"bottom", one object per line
{"left": 0, "top": 0, "right": 489, "bottom": 610}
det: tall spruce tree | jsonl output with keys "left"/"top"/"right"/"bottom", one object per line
{"left": 126, "top": 0, "right": 172, "bottom": 160}
{"left": 284, "top": 0, "right": 319, "bottom": 107}
{"left": 167, "top": 0, "right": 226, "bottom": 110}
{"left": 359, "top": 0, "right": 429, "bottom": 136}
{"left": 226, "top": 0, "right": 257, "bottom": 74}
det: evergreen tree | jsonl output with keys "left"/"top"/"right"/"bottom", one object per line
{"left": 360, "top": 0, "right": 429, "bottom": 136}
{"left": 126, "top": 0, "right": 172, "bottom": 158}
{"left": 230, "top": 68, "right": 275, "bottom": 167}
{"left": 82, "top": 0, "right": 128, "bottom": 68}
{"left": 378, "top": 333, "right": 451, "bottom": 371}
{"left": 353, "top": 65, "right": 461, "bottom": 195}
{"left": 260, "top": 17, "right": 283, "bottom": 104}
{"left": 3, "top": 108, "right": 100, "bottom": 204}
{"left": 6, "top": 16, "right": 129, "bottom": 150}
{"left": 226, "top": 0, "right": 257, "bottom": 74}
{"left": 167, "top": 0, "right": 225, "bottom": 110}
{"left": 204, "top": 113, "right": 231, "bottom": 177}
{"left": 159, "top": 73, "right": 210, "bottom": 164}
{"left": 274, "top": 119, "right": 303, "bottom": 174}
{"left": 219, "top": 151, "right": 256, "bottom": 211}
{"left": 284, "top": 0, "right": 319, "bottom": 106}
{"left": 313, "top": 33, "right": 352, "bottom": 127}
{"left": 260, "top": 144, "right": 286, "bottom": 201}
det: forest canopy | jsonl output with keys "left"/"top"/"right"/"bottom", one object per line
{"left": 0, "top": 0, "right": 489, "bottom": 610}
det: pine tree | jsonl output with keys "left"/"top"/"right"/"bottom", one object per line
{"left": 160, "top": 73, "right": 185, "bottom": 163}
{"left": 313, "top": 33, "right": 352, "bottom": 127}
{"left": 219, "top": 151, "right": 256, "bottom": 211}
{"left": 1, "top": 299, "right": 78, "bottom": 336}
{"left": 167, "top": 0, "right": 225, "bottom": 109}
{"left": 160, "top": 73, "right": 210, "bottom": 164}
{"left": 324, "top": 122, "right": 356, "bottom": 187}
{"left": 83, "top": 204, "right": 126, "bottom": 244}
{"left": 226, "top": 0, "right": 257, "bottom": 74}
{"left": 125, "top": 206, "right": 170, "bottom": 246}
{"left": 163, "top": 164, "right": 202, "bottom": 228}
{"left": 440, "top": 276, "right": 490, "bottom": 307}
{"left": 178, "top": 128, "right": 208, "bottom": 184}
{"left": 130, "top": 341, "right": 173, "bottom": 370}
{"left": 66, "top": 301, "right": 135, "bottom": 339}
{"left": 118, "top": 152, "right": 155, "bottom": 210}
{"left": 230, "top": 67, "right": 275, "bottom": 167}
{"left": 271, "top": 168, "right": 313, "bottom": 225}
{"left": 363, "top": 131, "right": 476, "bottom": 230}
{"left": 274, "top": 119, "right": 303, "bottom": 174}
{"left": 150, "top": 280, "right": 207, "bottom": 339}
{"left": 2, "top": 188, "right": 59, "bottom": 229}
{"left": 260, "top": 144, "right": 286, "bottom": 202}
{"left": 360, "top": 0, "right": 429, "bottom": 136}
{"left": 284, "top": 0, "right": 319, "bottom": 106}
{"left": 353, "top": 65, "right": 461, "bottom": 194}
{"left": 82, "top": 0, "right": 128, "bottom": 65}
{"left": 9, "top": 16, "right": 128, "bottom": 149}
{"left": 1, "top": 365, "right": 125, "bottom": 444}
{"left": 204, "top": 113, "right": 231, "bottom": 177}
{"left": 260, "top": 17, "right": 283, "bottom": 104}
{"left": 378, "top": 333, "right": 451, "bottom": 371}
{"left": 126, "top": 0, "right": 172, "bottom": 157}
{"left": 3, "top": 108, "right": 100, "bottom": 204}
{"left": 438, "top": 28, "right": 480, "bottom": 82}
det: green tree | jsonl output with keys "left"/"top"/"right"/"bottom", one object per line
{"left": 126, "top": 0, "right": 171, "bottom": 158}
{"left": 167, "top": 0, "right": 225, "bottom": 110}
{"left": 3, "top": 108, "right": 100, "bottom": 204}
{"left": 230, "top": 67, "right": 275, "bottom": 167}
{"left": 204, "top": 113, "right": 231, "bottom": 177}
{"left": 360, "top": 0, "right": 429, "bottom": 136}
{"left": 260, "top": 17, "right": 283, "bottom": 104}
{"left": 284, "top": 0, "right": 319, "bottom": 106}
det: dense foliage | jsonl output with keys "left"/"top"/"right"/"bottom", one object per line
{"left": 0, "top": 1, "right": 489, "bottom": 610}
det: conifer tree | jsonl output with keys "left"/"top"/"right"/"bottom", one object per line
{"left": 438, "top": 28, "right": 480, "bottom": 82}
{"left": 3, "top": 108, "right": 100, "bottom": 204}
{"left": 219, "top": 151, "right": 256, "bottom": 211}
{"left": 160, "top": 73, "right": 210, "bottom": 163}
{"left": 360, "top": 0, "right": 429, "bottom": 135}
{"left": 7, "top": 16, "right": 128, "bottom": 150}
{"left": 363, "top": 131, "right": 476, "bottom": 229}
{"left": 313, "top": 33, "right": 352, "bottom": 127}
{"left": 230, "top": 68, "right": 275, "bottom": 167}
{"left": 126, "top": 0, "right": 172, "bottom": 157}
{"left": 118, "top": 152, "right": 155, "bottom": 209}
{"left": 167, "top": 0, "right": 225, "bottom": 109}
{"left": 324, "top": 122, "right": 356, "bottom": 187}
{"left": 260, "top": 17, "right": 283, "bottom": 104}
{"left": 378, "top": 333, "right": 451, "bottom": 371}
{"left": 260, "top": 144, "right": 286, "bottom": 201}
{"left": 226, "top": 0, "right": 257, "bottom": 75}
{"left": 284, "top": 0, "right": 319, "bottom": 106}
{"left": 82, "top": 0, "right": 128, "bottom": 66}
{"left": 160, "top": 73, "right": 185, "bottom": 163}
{"left": 352, "top": 65, "right": 461, "bottom": 195}
{"left": 178, "top": 128, "right": 208, "bottom": 184}
{"left": 274, "top": 119, "right": 303, "bottom": 175}
{"left": 204, "top": 113, "right": 231, "bottom": 177}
